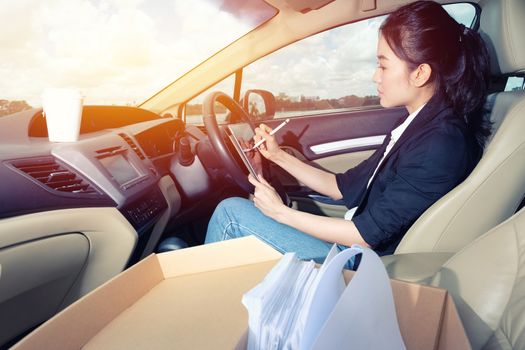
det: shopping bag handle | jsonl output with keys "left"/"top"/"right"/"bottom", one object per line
{"left": 302, "top": 246, "right": 406, "bottom": 350}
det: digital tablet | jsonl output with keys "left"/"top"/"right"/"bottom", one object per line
{"left": 227, "top": 125, "right": 260, "bottom": 182}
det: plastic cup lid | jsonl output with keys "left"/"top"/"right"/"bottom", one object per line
{"left": 42, "top": 88, "right": 83, "bottom": 99}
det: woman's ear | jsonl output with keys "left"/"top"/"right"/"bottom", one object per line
{"left": 410, "top": 63, "right": 432, "bottom": 87}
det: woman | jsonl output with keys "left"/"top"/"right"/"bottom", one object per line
{"left": 205, "top": 0, "right": 491, "bottom": 263}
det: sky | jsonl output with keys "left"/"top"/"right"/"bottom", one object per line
{"left": 1, "top": 0, "right": 494, "bottom": 110}
{"left": 241, "top": 17, "right": 384, "bottom": 101}
{"left": 238, "top": 3, "right": 477, "bottom": 102}
{"left": 0, "top": 0, "right": 274, "bottom": 107}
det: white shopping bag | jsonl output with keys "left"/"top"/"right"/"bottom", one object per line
{"left": 305, "top": 246, "right": 406, "bottom": 350}
{"left": 243, "top": 245, "right": 406, "bottom": 350}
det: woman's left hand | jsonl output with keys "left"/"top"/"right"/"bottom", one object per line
{"left": 248, "top": 174, "right": 286, "bottom": 221}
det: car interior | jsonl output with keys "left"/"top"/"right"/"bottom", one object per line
{"left": 0, "top": 0, "right": 524, "bottom": 348}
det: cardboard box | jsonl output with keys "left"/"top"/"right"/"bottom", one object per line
{"left": 13, "top": 236, "right": 470, "bottom": 350}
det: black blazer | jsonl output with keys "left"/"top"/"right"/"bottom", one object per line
{"left": 336, "top": 95, "right": 481, "bottom": 256}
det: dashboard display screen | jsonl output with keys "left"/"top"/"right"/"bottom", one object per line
{"left": 99, "top": 154, "right": 140, "bottom": 186}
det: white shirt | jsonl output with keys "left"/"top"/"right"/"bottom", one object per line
{"left": 344, "top": 104, "right": 426, "bottom": 221}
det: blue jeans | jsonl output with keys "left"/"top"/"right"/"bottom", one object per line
{"left": 205, "top": 197, "right": 343, "bottom": 263}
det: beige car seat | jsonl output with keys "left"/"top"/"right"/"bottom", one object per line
{"left": 431, "top": 207, "right": 525, "bottom": 350}
{"left": 383, "top": 0, "right": 525, "bottom": 281}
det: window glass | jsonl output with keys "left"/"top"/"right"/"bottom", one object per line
{"left": 443, "top": 3, "right": 477, "bottom": 27}
{"left": 504, "top": 76, "right": 525, "bottom": 92}
{"left": 184, "top": 74, "right": 235, "bottom": 125}
{"left": 242, "top": 17, "right": 384, "bottom": 120}
{"left": 242, "top": 3, "right": 477, "bottom": 121}
{"left": 1, "top": 0, "right": 277, "bottom": 111}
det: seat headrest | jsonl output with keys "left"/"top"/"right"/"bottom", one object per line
{"left": 480, "top": 0, "right": 525, "bottom": 75}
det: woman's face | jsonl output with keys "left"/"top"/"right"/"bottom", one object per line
{"left": 373, "top": 34, "right": 418, "bottom": 110}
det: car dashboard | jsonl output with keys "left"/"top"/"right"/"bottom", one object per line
{"left": 0, "top": 107, "right": 190, "bottom": 246}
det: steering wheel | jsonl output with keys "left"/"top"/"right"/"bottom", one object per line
{"left": 203, "top": 91, "right": 257, "bottom": 193}
{"left": 203, "top": 91, "right": 292, "bottom": 206}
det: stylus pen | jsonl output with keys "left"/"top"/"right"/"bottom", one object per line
{"left": 243, "top": 118, "right": 290, "bottom": 152}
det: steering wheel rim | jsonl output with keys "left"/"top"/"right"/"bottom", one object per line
{"left": 203, "top": 91, "right": 256, "bottom": 193}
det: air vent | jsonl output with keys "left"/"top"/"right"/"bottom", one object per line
{"left": 96, "top": 146, "right": 124, "bottom": 158}
{"left": 119, "top": 133, "right": 145, "bottom": 160}
{"left": 11, "top": 157, "right": 98, "bottom": 194}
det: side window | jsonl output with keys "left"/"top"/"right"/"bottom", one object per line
{"left": 504, "top": 77, "right": 525, "bottom": 92}
{"left": 443, "top": 3, "right": 478, "bottom": 27}
{"left": 241, "top": 3, "right": 477, "bottom": 121}
{"left": 183, "top": 74, "right": 235, "bottom": 125}
{"left": 242, "top": 17, "right": 384, "bottom": 120}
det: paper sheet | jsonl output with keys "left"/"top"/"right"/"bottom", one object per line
{"left": 243, "top": 245, "right": 406, "bottom": 350}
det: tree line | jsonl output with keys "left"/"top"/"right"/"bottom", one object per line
{"left": 185, "top": 93, "right": 380, "bottom": 116}
{"left": 275, "top": 93, "right": 380, "bottom": 112}
{"left": 0, "top": 100, "right": 32, "bottom": 117}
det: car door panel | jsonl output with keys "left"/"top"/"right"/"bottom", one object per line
{"left": 263, "top": 107, "right": 405, "bottom": 161}
{"left": 261, "top": 107, "right": 406, "bottom": 217}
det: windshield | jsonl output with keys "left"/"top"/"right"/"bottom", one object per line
{"left": 0, "top": 0, "right": 277, "bottom": 116}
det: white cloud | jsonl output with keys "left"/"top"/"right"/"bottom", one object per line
{"left": 0, "top": 0, "right": 253, "bottom": 106}
{"left": 0, "top": 0, "right": 382, "bottom": 108}
{"left": 242, "top": 17, "right": 384, "bottom": 100}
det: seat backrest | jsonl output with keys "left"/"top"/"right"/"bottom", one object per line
{"left": 430, "top": 207, "right": 525, "bottom": 350}
{"left": 394, "top": 0, "right": 525, "bottom": 254}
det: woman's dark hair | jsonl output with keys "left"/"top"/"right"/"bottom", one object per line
{"left": 380, "top": 0, "right": 491, "bottom": 149}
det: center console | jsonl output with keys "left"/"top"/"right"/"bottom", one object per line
{"left": 122, "top": 188, "right": 167, "bottom": 232}
{"left": 52, "top": 131, "right": 168, "bottom": 233}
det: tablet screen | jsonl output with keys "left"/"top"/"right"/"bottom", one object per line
{"left": 227, "top": 125, "right": 260, "bottom": 182}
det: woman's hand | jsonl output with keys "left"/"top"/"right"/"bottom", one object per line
{"left": 248, "top": 174, "right": 287, "bottom": 221}
{"left": 254, "top": 123, "right": 282, "bottom": 161}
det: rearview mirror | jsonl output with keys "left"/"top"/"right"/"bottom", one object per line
{"left": 242, "top": 89, "right": 276, "bottom": 121}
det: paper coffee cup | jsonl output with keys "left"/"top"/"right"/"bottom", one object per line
{"left": 41, "top": 88, "right": 83, "bottom": 142}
